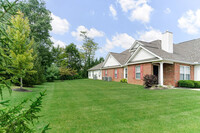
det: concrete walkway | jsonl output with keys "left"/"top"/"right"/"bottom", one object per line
{"left": 175, "top": 87, "right": 200, "bottom": 91}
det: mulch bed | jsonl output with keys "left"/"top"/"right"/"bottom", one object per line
{"left": 12, "top": 88, "right": 32, "bottom": 92}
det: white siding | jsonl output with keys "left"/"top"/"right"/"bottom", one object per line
{"left": 194, "top": 65, "right": 200, "bottom": 81}
{"left": 88, "top": 70, "right": 102, "bottom": 80}
{"left": 104, "top": 54, "right": 120, "bottom": 67}
{"left": 131, "top": 49, "right": 155, "bottom": 62}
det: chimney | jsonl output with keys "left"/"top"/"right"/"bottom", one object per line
{"left": 161, "top": 31, "right": 173, "bottom": 53}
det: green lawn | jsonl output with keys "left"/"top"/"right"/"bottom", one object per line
{"left": 3, "top": 79, "right": 200, "bottom": 132}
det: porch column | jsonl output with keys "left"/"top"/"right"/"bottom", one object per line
{"left": 159, "top": 62, "right": 164, "bottom": 86}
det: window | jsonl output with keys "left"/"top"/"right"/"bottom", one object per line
{"left": 89, "top": 72, "right": 91, "bottom": 77}
{"left": 124, "top": 68, "right": 128, "bottom": 78}
{"left": 115, "top": 69, "right": 117, "bottom": 78}
{"left": 99, "top": 71, "right": 101, "bottom": 78}
{"left": 135, "top": 66, "right": 141, "bottom": 79}
{"left": 105, "top": 70, "right": 107, "bottom": 76}
{"left": 180, "top": 66, "right": 190, "bottom": 80}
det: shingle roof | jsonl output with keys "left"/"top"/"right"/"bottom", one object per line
{"left": 110, "top": 49, "right": 132, "bottom": 65}
{"left": 141, "top": 39, "right": 200, "bottom": 63}
{"left": 90, "top": 38, "right": 200, "bottom": 71}
{"left": 88, "top": 62, "right": 103, "bottom": 71}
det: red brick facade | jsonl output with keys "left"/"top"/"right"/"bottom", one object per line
{"left": 127, "top": 63, "right": 152, "bottom": 85}
{"left": 102, "top": 62, "right": 195, "bottom": 87}
{"left": 173, "top": 63, "right": 194, "bottom": 86}
{"left": 102, "top": 67, "right": 124, "bottom": 82}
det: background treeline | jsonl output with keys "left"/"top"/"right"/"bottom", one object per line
{"left": 15, "top": 0, "right": 104, "bottom": 86}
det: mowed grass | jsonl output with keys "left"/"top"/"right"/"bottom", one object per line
{"left": 3, "top": 79, "right": 200, "bottom": 132}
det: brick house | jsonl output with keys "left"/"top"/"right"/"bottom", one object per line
{"left": 88, "top": 31, "right": 200, "bottom": 87}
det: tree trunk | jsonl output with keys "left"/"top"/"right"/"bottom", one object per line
{"left": 20, "top": 77, "right": 23, "bottom": 89}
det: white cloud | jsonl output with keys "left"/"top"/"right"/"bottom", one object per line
{"left": 164, "top": 8, "right": 171, "bottom": 14}
{"left": 117, "top": 0, "right": 153, "bottom": 23}
{"left": 51, "top": 13, "right": 70, "bottom": 35}
{"left": 71, "top": 25, "right": 104, "bottom": 41}
{"left": 129, "top": 3, "right": 153, "bottom": 23}
{"left": 51, "top": 37, "right": 66, "bottom": 48}
{"left": 178, "top": 9, "right": 200, "bottom": 34}
{"left": 138, "top": 28, "right": 162, "bottom": 42}
{"left": 109, "top": 4, "right": 117, "bottom": 19}
{"left": 103, "top": 33, "right": 135, "bottom": 52}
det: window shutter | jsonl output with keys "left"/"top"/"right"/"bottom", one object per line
{"left": 113, "top": 69, "right": 115, "bottom": 78}
{"left": 133, "top": 66, "right": 135, "bottom": 79}
{"left": 117, "top": 69, "right": 119, "bottom": 78}
{"left": 140, "top": 65, "right": 143, "bottom": 80}
{"left": 104, "top": 70, "right": 105, "bottom": 76}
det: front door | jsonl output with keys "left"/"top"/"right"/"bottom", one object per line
{"left": 153, "top": 65, "right": 159, "bottom": 80}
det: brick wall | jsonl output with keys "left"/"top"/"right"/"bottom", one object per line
{"left": 128, "top": 63, "right": 153, "bottom": 85}
{"left": 163, "top": 64, "right": 174, "bottom": 86}
{"left": 174, "top": 63, "right": 194, "bottom": 86}
{"left": 102, "top": 68, "right": 124, "bottom": 82}
{"left": 101, "top": 62, "right": 194, "bottom": 87}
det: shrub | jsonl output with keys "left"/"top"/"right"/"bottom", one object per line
{"left": 46, "top": 64, "right": 60, "bottom": 82}
{"left": 143, "top": 74, "right": 158, "bottom": 88}
{"left": 178, "top": 80, "right": 200, "bottom": 88}
{"left": 59, "top": 67, "right": 77, "bottom": 80}
{"left": 120, "top": 79, "right": 127, "bottom": 83}
{"left": 194, "top": 81, "right": 200, "bottom": 88}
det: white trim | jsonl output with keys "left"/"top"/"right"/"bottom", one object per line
{"left": 140, "top": 46, "right": 163, "bottom": 59}
{"left": 180, "top": 65, "right": 191, "bottom": 80}
{"left": 159, "top": 62, "right": 164, "bottom": 86}
{"left": 124, "top": 67, "right": 128, "bottom": 79}
{"left": 129, "top": 40, "right": 144, "bottom": 51}
{"left": 123, "top": 59, "right": 162, "bottom": 66}
{"left": 102, "top": 52, "right": 122, "bottom": 68}
{"left": 125, "top": 46, "right": 163, "bottom": 65}
{"left": 135, "top": 65, "right": 141, "bottom": 79}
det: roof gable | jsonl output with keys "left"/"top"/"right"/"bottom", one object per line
{"left": 126, "top": 46, "right": 162, "bottom": 64}
{"left": 131, "top": 48, "right": 156, "bottom": 62}
{"left": 103, "top": 53, "right": 121, "bottom": 68}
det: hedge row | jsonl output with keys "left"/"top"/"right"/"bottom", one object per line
{"left": 178, "top": 80, "right": 200, "bottom": 88}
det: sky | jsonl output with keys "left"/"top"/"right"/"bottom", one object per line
{"left": 45, "top": 0, "right": 200, "bottom": 58}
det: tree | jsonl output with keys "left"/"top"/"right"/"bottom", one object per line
{"left": 46, "top": 64, "right": 60, "bottom": 82}
{"left": 52, "top": 46, "right": 65, "bottom": 67}
{"left": 65, "top": 43, "right": 81, "bottom": 72}
{"left": 0, "top": 1, "right": 49, "bottom": 132}
{"left": 18, "top": 0, "right": 53, "bottom": 85}
{"left": 7, "top": 11, "right": 35, "bottom": 89}
{"left": 59, "top": 67, "right": 77, "bottom": 81}
{"left": 80, "top": 31, "right": 98, "bottom": 77}
{"left": 91, "top": 57, "right": 104, "bottom": 67}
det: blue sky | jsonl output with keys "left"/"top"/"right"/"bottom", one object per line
{"left": 46, "top": 0, "right": 200, "bottom": 58}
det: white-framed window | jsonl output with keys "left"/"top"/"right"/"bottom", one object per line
{"left": 99, "top": 71, "right": 101, "bottom": 78}
{"left": 135, "top": 66, "right": 141, "bottom": 79}
{"left": 180, "top": 65, "right": 190, "bottom": 80}
{"left": 115, "top": 69, "right": 117, "bottom": 78}
{"left": 124, "top": 68, "right": 128, "bottom": 79}
{"left": 105, "top": 70, "right": 107, "bottom": 76}
{"left": 88, "top": 71, "right": 91, "bottom": 77}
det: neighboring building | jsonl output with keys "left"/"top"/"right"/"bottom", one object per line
{"left": 88, "top": 62, "right": 103, "bottom": 80}
{"left": 88, "top": 31, "right": 200, "bottom": 86}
